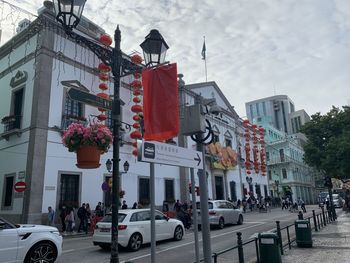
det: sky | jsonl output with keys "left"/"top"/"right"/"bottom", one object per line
{"left": 1, "top": 0, "right": 350, "bottom": 117}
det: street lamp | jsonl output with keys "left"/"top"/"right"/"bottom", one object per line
{"left": 105, "top": 159, "right": 129, "bottom": 174}
{"left": 53, "top": 1, "right": 168, "bottom": 262}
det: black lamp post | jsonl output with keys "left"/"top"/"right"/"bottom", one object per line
{"left": 274, "top": 180, "right": 280, "bottom": 197}
{"left": 53, "top": 1, "right": 168, "bottom": 262}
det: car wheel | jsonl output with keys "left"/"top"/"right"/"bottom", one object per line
{"left": 218, "top": 217, "right": 225, "bottom": 229}
{"left": 99, "top": 244, "right": 110, "bottom": 250}
{"left": 128, "top": 233, "right": 142, "bottom": 252}
{"left": 173, "top": 225, "right": 183, "bottom": 241}
{"left": 25, "top": 241, "right": 57, "bottom": 263}
{"left": 237, "top": 215, "right": 243, "bottom": 225}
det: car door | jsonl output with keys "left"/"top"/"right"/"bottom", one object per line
{"left": 226, "top": 201, "right": 238, "bottom": 223}
{"left": 135, "top": 211, "right": 151, "bottom": 244}
{"left": 0, "top": 219, "right": 19, "bottom": 263}
{"left": 155, "top": 211, "right": 170, "bottom": 240}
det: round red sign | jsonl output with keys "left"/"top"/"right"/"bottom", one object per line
{"left": 14, "top": 181, "right": 26, "bottom": 192}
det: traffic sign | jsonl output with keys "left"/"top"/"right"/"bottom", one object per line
{"left": 67, "top": 88, "right": 113, "bottom": 110}
{"left": 137, "top": 140, "right": 204, "bottom": 169}
{"left": 14, "top": 181, "right": 26, "bottom": 192}
{"left": 101, "top": 182, "right": 109, "bottom": 192}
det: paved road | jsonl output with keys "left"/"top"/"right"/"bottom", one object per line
{"left": 57, "top": 205, "right": 322, "bottom": 263}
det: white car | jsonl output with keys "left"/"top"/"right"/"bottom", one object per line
{"left": 196, "top": 200, "right": 243, "bottom": 229}
{"left": 0, "top": 217, "right": 62, "bottom": 263}
{"left": 93, "top": 209, "right": 184, "bottom": 251}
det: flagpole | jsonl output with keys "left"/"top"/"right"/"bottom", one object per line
{"left": 202, "top": 36, "right": 207, "bottom": 82}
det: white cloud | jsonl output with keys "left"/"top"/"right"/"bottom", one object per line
{"left": 3, "top": 0, "right": 350, "bottom": 116}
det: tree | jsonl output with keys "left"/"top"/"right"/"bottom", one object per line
{"left": 301, "top": 106, "right": 350, "bottom": 180}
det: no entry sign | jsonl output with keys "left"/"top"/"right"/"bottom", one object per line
{"left": 14, "top": 181, "right": 26, "bottom": 192}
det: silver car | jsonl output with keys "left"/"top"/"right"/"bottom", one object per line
{"left": 196, "top": 200, "right": 243, "bottom": 229}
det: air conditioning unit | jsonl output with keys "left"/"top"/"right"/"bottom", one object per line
{"left": 16, "top": 19, "right": 31, "bottom": 34}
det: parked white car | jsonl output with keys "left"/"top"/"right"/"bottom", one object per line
{"left": 196, "top": 200, "right": 243, "bottom": 229}
{"left": 0, "top": 217, "right": 62, "bottom": 263}
{"left": 93, "top": 209, "right": 184, "bottom": 251}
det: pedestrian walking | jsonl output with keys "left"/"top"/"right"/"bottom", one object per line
{"left": 65, "top": 207, "right": 75, "bottom": 233}
{"left": 77, "top": 203, "right": 87, "bottom": 233}
{"left": 59, "top": 206, "right": 67, "bottom": 232}
{"left": 86, "top": 203, "right": 92, "bottom": 232}
{"left": 122, "top": 200, "right": 128, "bottom": 209}
{"left": 132, "top": 202, "right": 137, "bottom": 209}
{"left": 47, "top": 206, "right": 55, "bottom": 226}
{"left": 95, "top": 202, "right": 102, "bottom": 217}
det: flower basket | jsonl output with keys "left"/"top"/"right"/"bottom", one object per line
{"left": 76, "top": 145, "right": 101, "bottom": 169}
{"left": 62, "top": 123, "right": 113, "bottom": 169}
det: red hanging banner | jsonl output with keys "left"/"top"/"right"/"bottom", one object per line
{"left": 142, "top": 63, "right": 179, "bottom": 141}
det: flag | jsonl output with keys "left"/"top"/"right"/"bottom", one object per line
{"left": 142, "top": 63, "right": 179, "bottom": 141}
{"left": 201, "top": 39, "right": 206, "bottom": 60}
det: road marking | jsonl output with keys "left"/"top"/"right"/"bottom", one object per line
{"left": 121, "top": 223, "right": 264, "bottom": 262}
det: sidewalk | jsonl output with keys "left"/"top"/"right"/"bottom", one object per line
{"left": 61, "top": 231, "right": 92, "bottom": 238}
{"left": 282, "top": 210, "right": 350, "bottom": 263}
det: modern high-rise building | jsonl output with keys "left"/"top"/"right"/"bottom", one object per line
{"left": 246, "top": 95, "right": 296, "bottom": 134}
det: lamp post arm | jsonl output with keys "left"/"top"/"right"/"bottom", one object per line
{"left": 63, "top": 29, "right": 143, "bottom": 76}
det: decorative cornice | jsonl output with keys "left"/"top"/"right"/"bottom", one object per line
{"left": 10, "top": 71, "right": 28, "bottom": 88}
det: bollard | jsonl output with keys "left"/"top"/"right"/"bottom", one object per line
{"left": 325, "top": 209, "right": 329, "bottom": 223}
{"left": 298, "top": 211, "right": 303, "bottom": 220}
{"left": 317, "top": 214, "right": 321, "bottom": 229}
{"left": 237, "top": 232, "right": 245, "bottom": 263}
{"left": 312, "top": 210, "right": 318, "bottom": 232}
{"left": 321, "top": 207, "right": 326, "bottom": 226}
{"left": 320, "top": 211, "right": 324, "bottom": 227}
{"left": 276, "top": 221, "right": 283, "bottom": 255}
{"left": 255, "top": 238, "right": 260, "bottom": 263}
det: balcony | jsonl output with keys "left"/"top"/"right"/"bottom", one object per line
{"left": 267, "top": 155, "right": 291, "bottom": 166}
{"left": 61, "top": 114, "right": 87, "bottom": 130}
{"left": 1, "top": 115, "right": 22, "bottom": 140}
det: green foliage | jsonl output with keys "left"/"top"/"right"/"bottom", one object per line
{"left": 301, "top": 106, "right": 350, "bottom": 180}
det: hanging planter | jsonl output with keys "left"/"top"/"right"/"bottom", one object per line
{"left": 62, "top": 123, "right": 113, "bottom": 169}
{"left": 76, "top": 145, "right": 101, "bottom": 169}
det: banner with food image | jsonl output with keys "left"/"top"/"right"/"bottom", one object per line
{"left": 207, "top": 142, "right": 238, "bottom": 170}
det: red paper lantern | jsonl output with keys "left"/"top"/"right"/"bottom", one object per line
{"left": 133, "top": 115, "right": 141, "bottom": 121}
{"left": 132, "top": 149, "right": 138, "bottom": 156}
{"left": 131, "top": 105, "right": 143, "bottom": 113}
{"left": 252, "top": 124, "right": 257, "bottom": 129}
{"left": 97, "top": 114, "right": 107, "bottom": 121}
{"left": 247, "top": 171, "right": 251, "bottom": 174}
{"left": 131, "top": 80, "right": 142, "bottom": 89}
{"left": 131, "top": 54, "right": 143, "bottom": 64}
{"left": 130, "top": 131, "right": 142, "bottom": 139}
{"left": 132, "top": 141, "right": 138, "bottom": 148}
{"left": 133, "top": 123, "right": 141, "bottom": 129}
{"left": 97, "top": 93, "right": 110, "bottom": 99}
{"left": 99, "top": 73, "right": 109, "bottom": 81}
{"left": 98, "top": 63, "right": 111, "bottom": 72}
{"left": 133, "top": 97, "right": 141, "bottom": 103}
{"left": 133, "top": 90, "right": 142, "bottom": 96}
{"left": 99, "top": 34, "right": 112, "bottom": 46}
{"left": 98, "top": 107, "right": 106, "bottom": 112}
{"left": 133, "top": 72, "right": 142, "bottom": 79}
{"left": 99, "top": 83, "right": 108, "bottom": 91}
{"left": 243, "top": 120, "right": 250, "bottom": 124}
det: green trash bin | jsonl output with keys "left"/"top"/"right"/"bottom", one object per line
{"left": 258, "top": 232, "right": 282, "bottom": 263}
{"left": 295, "top": 219, "right": 312, "bottom": 247}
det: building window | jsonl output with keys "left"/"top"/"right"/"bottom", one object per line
{"left": 282, "top": 168, "right": 287, "bottom": 179}
{"left": 249, "top": 104, "right": 253, "bottom": 119}
{"left": 264, "top": 185, "right": 268, "bottom": 197}
{"left": 213, "top": 133, "right": 219, "bottom": 143}
{"left": 63, "top": 91, "right": 84, "bottom": 128}
{"left": 256, "top": 103, "right": 260, "bottom": 116}
{"left": 255, "top": 184, "right": 261, "bottom": 197}
{"left": 262, "top": 101, "right": 266, "bottom": 115}
{"left": 268, "top": 170, "right": 272, "bottom": 180}
{"left": 266, "top": 152, "right": 270, "bottom": 161}
{"left": 139, "top": 177, "right": 150, "bottom": 206}
{"left": 229, "top": 181, "right": 237, "bottom": 201}
{"left": 59, "top": 174, "right": 80, "bottom": 209}
{"left": 2, "top": 174, "right": 14, "bottom": 208}
{"left": 164, "top": 179, "right": 174, "bottom": 203}
{"left": 279, "top": 149, "right": 285, "bottom": 162}
{"left": 225, "top": 138, "right": 232, "bottom": 148}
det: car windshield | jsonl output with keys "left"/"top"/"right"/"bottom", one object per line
{"left": 0, "top": 217, "right": 16, "bottom": 229}
{"left": 100, "top": 213, "right": 127, "bottom": 223}
{"left": 196, "top": 202, "right": 213, "bottom": 209}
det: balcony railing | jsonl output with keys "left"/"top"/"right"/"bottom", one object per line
{"left": 1, "top": 115, "right": 22, "bottom": 139}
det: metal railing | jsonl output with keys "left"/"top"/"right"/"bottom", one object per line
{"left": 193, "top": 207, "right": 334, "bottom": 263}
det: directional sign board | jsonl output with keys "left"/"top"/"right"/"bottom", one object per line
{"left": 67, "top": 88, "right": 113, "bottom": 110}
{"left": 137, "top": 140, "right": 204, "bottom": 169}
{"left": 14, "top": 181, "right": 26, "bottom": 193}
